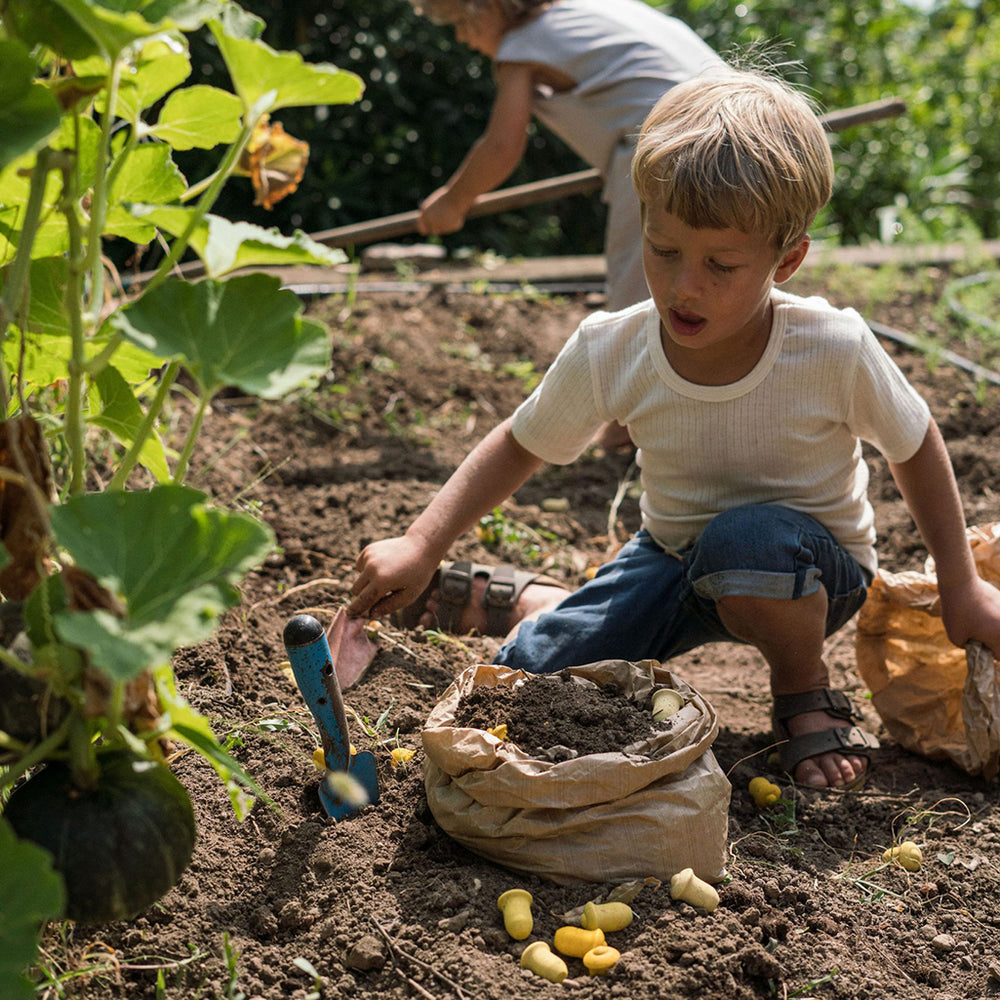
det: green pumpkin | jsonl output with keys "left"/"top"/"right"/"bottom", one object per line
{"left": 4, "top": 750, "right": 196, "bottom": 924}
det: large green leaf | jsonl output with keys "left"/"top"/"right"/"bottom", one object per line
{"left": 0, "top": 819, "right": 67, "bottom": 1000}
{"left": 91, "top": 365, "right": 172, "bottom": 482}
{"left": 100, "top": 39, "right": 192, "bottom": 121}
{"left": 107, "top": 203, "right": 345, "bottom": 274}
{"left": 210, "top": 22, "right": 363, "bottom": 114}
{"left": 50, "top": 486, "right": 273, "bottom": 680}
{"left": 104, "top": 145, "right": 186, "bottom": 241}
{"left": 109, "top": 273, "right": 331, "bottom": 397}
{"left": 148, "top": 85, "right": 243, "bottom": 150}
{"left": 24, "top": 258, "right": 71, "bottom": 337}
{"left": 0, "top": 41, "right": 62, "bottom": 172}
{"left": 32, "top": 0, "right": 179, "bottom": 60}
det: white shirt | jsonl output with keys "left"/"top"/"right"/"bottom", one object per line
{"left": 511, "top": 290, "right": 931, "bottom": 575}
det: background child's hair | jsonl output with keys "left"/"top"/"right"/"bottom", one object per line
{"left": 410, "top": 0, "right": 549, "bottom": 26}
{"left": 632, "top": 67, "right": 834, "bottom": 251}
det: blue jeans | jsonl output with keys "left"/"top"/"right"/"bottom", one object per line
{"left": 494, "top": 504, "right": 870, "bottom": 674}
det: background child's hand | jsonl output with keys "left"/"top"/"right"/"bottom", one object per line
{"left": 417, "top": 186, "right": 468, "bottom": 235}
{"left": 347, "top": 535, "right": 440, "bottom": 620}
{"left": 940, "top": 575, "right": 1000, "bottom": 658}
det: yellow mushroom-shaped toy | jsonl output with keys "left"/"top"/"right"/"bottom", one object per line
{"left": 497, "top": 888, "right": 534, "bottom": 940}
{"left": 670, "top": 868, "right": 720, "bottom": 913}
{"left": 553, "top": 924, "right": 605, "bottom": 957}
{"left": 581, "top": 900, "right": 633, "bottom": 932}
{"left": 748, "top": 776, "right": 782, "bottom": 807}
{"left": 520, "top": 941, "right": 568, "bottom": 983}
{"left": 882, "top": 841, "right": 923, "bottom": 872}
{"left": 583, "top": 944, "right": 621, "bottom": 976}
{"left": 651, "top": 688, "right": 684, "bottom": 721}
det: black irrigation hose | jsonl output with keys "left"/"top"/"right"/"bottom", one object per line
{"left": 867, "top": 319, "right": 1000, "bottom": 388}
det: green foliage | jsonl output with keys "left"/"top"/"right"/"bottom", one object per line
{"left": 0, "top": 819, "right": 65, "bottom": 1000}
{"left": 191, "top": 0, "right": 998, "bottom": 255}
{"left": 0, "top": 0, "right": 363, "bottom": 982}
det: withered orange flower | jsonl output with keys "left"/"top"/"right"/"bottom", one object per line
{"left": 236, "top": 115, "right": 310, "bottom": 210}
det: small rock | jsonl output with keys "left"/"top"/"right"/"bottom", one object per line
{"left": 437, "top": 909, "right": 471, "bottom": 934}
{"left": 345, "top": 934, "right": 387, "bottom": 971}
{"left": 919, "top": 924, "right": 938, "bottom": 940}
{"left": 987, "top": 960, "right": 1000, "bottom": 983}
{"left": 931, "top": 933, "right": 956, "bottom": 952}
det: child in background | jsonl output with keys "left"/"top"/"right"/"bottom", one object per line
{"left": 409, "top": 0, "right": 721, "bottom": 312}
{"left": 346, "top": 66, "right": 1000, "bottom": 789}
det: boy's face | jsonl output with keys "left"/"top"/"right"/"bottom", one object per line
{"left": 452, "top": 1, "right": 506, "bottom": 57}
{"left": 641, "top": 204, "right": 808, "bottom": 382}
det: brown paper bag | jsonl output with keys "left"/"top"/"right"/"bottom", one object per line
{"left": 855, "top": 524, "right": 1000, "bottom": 780}
{"left": 421, "top": 659, "right": 731, "bottom": 885}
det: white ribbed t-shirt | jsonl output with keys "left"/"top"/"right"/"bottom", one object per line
{"left": 510, "top": 290, "right": 931, "bottom": 575}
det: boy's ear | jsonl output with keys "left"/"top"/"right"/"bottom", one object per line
{"left": 774, "top": 236, "right": 811, "bottom": 283}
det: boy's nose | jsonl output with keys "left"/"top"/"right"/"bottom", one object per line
{"left": 673, "top": 264, "right": 703, "bottom": 302}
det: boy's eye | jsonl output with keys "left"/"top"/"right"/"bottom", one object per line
{"left": 710, "top": 260, "right": 737, "bottom": 274}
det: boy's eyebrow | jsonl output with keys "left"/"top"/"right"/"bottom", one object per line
{"left": 645, "top": 230, "right": 751, "bottom": 255}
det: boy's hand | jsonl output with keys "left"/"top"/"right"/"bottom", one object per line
{"left": 417, "top": 187, "right": 468, "bottom": 235}
{"left": 347, "top": 535, "right": 440, "bottom": 621}
{"left": 939, "top": 576, "right": 1000, "bottom": 658}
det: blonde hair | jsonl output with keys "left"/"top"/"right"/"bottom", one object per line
{"left": 632, "top": 68, "right": 834, "bottom": 252}
{"left": 409, "top": 0, "right": 549, "bottom": 26}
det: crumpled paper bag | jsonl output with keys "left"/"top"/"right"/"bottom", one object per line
{"left": 856, "top": 524, "right": 1000, "bottom": 780}
{"left": 421, "top": 659, "right": 731, "bottom": 885}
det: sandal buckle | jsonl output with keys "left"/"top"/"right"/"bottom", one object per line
{"left": 438, "top": 564, "right": 472, "bottom": 604}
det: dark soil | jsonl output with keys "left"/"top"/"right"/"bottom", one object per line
{"left": 453, "top": 673, "right": 660, "bottom": 757}
{"left": 33, "top": 260, "right": 1000, "bottom": 1000}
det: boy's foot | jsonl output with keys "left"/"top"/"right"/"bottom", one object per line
{"left": 393, "top": 560, "right": 568, "bottom": 638}
{"left": 772, "top": 689, "right": 880, "bottom": 790}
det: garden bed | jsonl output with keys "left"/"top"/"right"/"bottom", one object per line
{"left": 38, "top": 264, "right": 1000, "bottom": 1000}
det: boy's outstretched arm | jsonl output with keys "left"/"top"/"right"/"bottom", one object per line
{"left": 417, "top": 63, "right": 534, "bottom": 235}
{"left": 347, "top": 417, "right": 544, "bottom": 620}
{"left": 888, "top": 417, "right": 1000, "bottom": 656}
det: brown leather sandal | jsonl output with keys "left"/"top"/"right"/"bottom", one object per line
{"left": 392, "top": 560, "right": 565, "bottom": 636}
{"left": 771, "top": 689, "right": 880, "bottom": 790}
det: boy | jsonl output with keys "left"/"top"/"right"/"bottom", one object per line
{"left": 347, "top": 67, "right": 1000, "bottom": 789}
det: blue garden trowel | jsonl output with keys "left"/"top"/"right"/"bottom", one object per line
{"left": 283, "top": 614, "right": 380, "bottom": 820}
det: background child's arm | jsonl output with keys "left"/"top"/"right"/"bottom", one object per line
{"left": 888, "top": 418, "right": 1000, "bottom": 655}
{"left": 347, "top": 417, "right": 544, "bottom": 619}
{"left": 417, "top": 63, "right": 535, "bottom": 235}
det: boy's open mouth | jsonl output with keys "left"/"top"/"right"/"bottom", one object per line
{"left": 668, "top": 307, "right": 707, "bottom": 337}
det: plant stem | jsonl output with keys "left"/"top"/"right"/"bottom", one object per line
{"left": 143, "top": 116, "right": 259, "bottom": 296}
{"left": 0, "top": 148, "right": 56, "bottom": 415}
{"left": 107, "top": 360, "right": 181, "bottom": 490}
{"left": 0, "top": 713, "right": 73, "bottom": 791}
{"left": 61, "top": 158, "right": 90, "bottom": 495}
{"left": 173, "top": 392, "right": 211, "bottom": 484}
{"left": 84, "top": 59, "right": 124, "bottom": 327}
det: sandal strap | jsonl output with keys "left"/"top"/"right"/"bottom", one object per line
{"left": 482, "top": 563, "right": 518, "bottom": 637}
{"left": 435, "top": 560, "right": 473, "bottom": 632}
{"left": 772, "top": 688, "right": 859, "bottom": 727}
{"left": 777, "top": 725, "right": 880, "bottom": 773}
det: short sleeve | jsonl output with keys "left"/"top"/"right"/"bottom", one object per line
{"left": 510, "top": 325, "right": 606, "bottom": 465}
{"left": 848, "top": 322, "right": 931, "bottom": 462}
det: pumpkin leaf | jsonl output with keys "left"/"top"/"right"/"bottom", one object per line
{"left": 50, "top": 486, "right": 273, "bottom": 680}
{"left": 108, "top": 273, "right": 331, "bottom": 398}
{"left": 110, "top": 203, "right": 344, "bottom": 275}
{"left": 209, "top": 23, "right": 363, "bottom": 114}
{"left": 0, "top": 40, "right": 62, "bottom": 172}
{"left": 148, "top": 85, "right": 243, "bottom": 150}
{"left": 91, "top": 365, "right": 172, "bottom": 483}
{"left": 0, "top": 819, "right": 67, "bottom": 1000}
